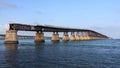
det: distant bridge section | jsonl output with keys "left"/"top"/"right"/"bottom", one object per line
{"left": 5, "top": 23, "right": 108, "bottom": 44}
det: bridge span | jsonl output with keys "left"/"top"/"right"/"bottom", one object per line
{"left": 5, "top": 23, "right": 108, "bottom": 44}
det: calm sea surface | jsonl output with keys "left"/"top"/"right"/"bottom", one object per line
{"left": 0, "top": 39, "right": 120, "bottom": 68}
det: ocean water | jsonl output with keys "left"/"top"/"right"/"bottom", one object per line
{"left": 0, "top": 39, "right": 120, "bottom": 68}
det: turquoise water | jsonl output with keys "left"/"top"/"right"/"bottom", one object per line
{"left": 0, "top": 39, "right": 120, "bottom": 68}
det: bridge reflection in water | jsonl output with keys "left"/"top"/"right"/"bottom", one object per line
{"left": 4, "top": 23, "right": 108, "bottom": 44}
{"left": 5, "top": 43, "right": 18, "bottom": 68}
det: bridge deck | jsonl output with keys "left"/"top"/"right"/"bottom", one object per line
{"left": 9, "top": 23, "right": 92, "bottom": 32}
{"left": 9, "top": 23, "right": 108, "bottom": 38}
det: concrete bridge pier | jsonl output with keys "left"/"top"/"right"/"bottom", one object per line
{"left": 84, "top": 32, "right": 90, "bottom": 40}
{"left": 70, "top": 32, "right": 75, "bottom": 41}
{"left": 87, "top": 31, "right": 93, "bottom": 40}
{"left": 34, "top": 31, "right": 45, "bottom": 43}
{"left": 4, "top": 30, "right": 18, "bottom": 44}
{"left": 76, "top": 32, "right": 80, "bottom": 41}
{"left": 94, "top": 34, "right": 99, "bottom": 40}
{"left": 80, "top": 32, "right": 89, "bottom": 40}
{"left": 79, "top": 32, "right": 84, "bottom": 40}
{"left": 62, "top": 32, "right": 69, "bottom": 41}
{"left": 82, "top": 32, "right": 87, "bottom": 40}
{"left": 87, "top": 32, "right": 94, "bottom": 40}
{"left": 89, "top": 32, "right": 98, "bottom": 40}
{"left": 52, "top": 32, "right": 59, "bottom": 42}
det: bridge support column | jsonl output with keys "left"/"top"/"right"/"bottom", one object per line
{"left": 93, "top": 34, "right": 99, "bottom": 40}
{"left": 62, "top": 32, "right": 69, "bottom": 41}
{"left": 35, "top": 31, "right": 45, "bottom": 43}
{"left": 89, "top": 32, "right": 98, "bottom": 40}
{"left": 76, "top": 32, "right": 80, "bottom": 41}
{"left": 87, "top": 31, "right": 93, "bottom": 40}
{"left": 80, "top": 32, "right": 89, "bottom": 40}
{"left": 84, "top": 32, "right": 90, "bottom": 40}
{"left": 4, "top": 30, "right": 18, "bottom": 44}
{"left": 52, "top": 32, "right": 59, "bottom": 42}
{"left": 87, "top": 32, "right": 93, "bottom": 40}
{"left": 79, "top": 36, "right": 83, "bottom": 40}
{"left": 79, "top": 32, "right": 84, "bottom": 40}
{"left": 70, "top": 32, "right": 75, "bottom": 41}
{"left": 82, "top": 32, "right": 87, "bottom": 40}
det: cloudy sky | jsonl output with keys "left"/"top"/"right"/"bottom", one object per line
{"left": 0, "top": 0, "right": 120, "bottom": 38}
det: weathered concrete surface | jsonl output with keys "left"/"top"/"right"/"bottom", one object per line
{"left": 62, "top": 32, "right": 69, "bottom": 41}
{"left": 52, "top": 32, "right": 59, "bottom": 41}
{"left": 35, "top": 32, "right": 45, "bottom": 42}
{"left": 5, "top": 30, "right": 18, "bottom": 44}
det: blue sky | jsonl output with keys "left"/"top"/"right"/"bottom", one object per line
{"left": 0, "top": 0, "right": 120, "bottom": 38}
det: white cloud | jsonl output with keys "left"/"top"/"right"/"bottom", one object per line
{"left": 0, "top": 24, "right": 8, "bottom": 34}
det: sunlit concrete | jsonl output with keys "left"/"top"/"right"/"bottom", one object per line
{"left": 70, "top": 32, "right": 75, "bottom": 41}
{"left": 62, "top": 32, "right": 69, "bottom": 41}
{"left": 5, "top": 30, "right": 18, "bottom": 44}
{"left": 35, "top": 31, "right": 45, "bottom": 42}
{"left": 52, "top": 32, "right": 59, "bottom": 41}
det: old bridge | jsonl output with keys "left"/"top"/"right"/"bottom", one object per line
{"left": 5, "top": 23, "right": 108, "bottom": 44}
